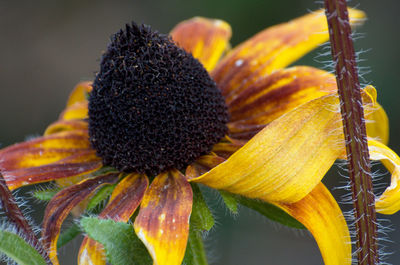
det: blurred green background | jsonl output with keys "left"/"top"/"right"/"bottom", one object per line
{"left": 1, "top": 0, "right": 400, "bottom": 264}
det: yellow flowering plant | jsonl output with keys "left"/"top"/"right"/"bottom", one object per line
{"left": 0, "top": 1, "right": 399, "bottom": 265}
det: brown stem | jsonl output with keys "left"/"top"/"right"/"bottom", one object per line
{"left": 324, "top": 1, "right": 379, "bottom": 264}
{"left": 0, "top": 173, "right": 51, "bottom": 264}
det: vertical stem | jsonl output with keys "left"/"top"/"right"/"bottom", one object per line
{"left": 0, "top": 173, "right": 51, "bottom": 264}
{"left": 324, "top": 1, "right": 379, "bottom": 264}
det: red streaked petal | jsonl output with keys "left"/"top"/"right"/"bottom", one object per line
{"left": 3, "top": 150, "right": 102, "bottom": 190}
{"left": 212, "top": 9, "right": 365, "bottom": 99}
{"left": 78, "top": 174, "right": 149, "bottom": 265}
{"left": 134, "top": 170, "right": 192, "bottom": 265}
{"left": 171, "top": 17, "right": 232, "bottom": 71}
{"left": 67, "top": 82, "right": 92, "bottom": 107}
{"left": 227, "top": 66, "right": 336, "bottom": 121}
{"left": 42, "top": 173, "right": 120, "bottom": 265}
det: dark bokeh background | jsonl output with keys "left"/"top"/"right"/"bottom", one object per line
{"left": 1, "top": 1, "right": 400, "bottom": 264}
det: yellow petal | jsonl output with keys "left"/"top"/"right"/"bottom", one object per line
{"left": 134, "top": 170, "right": 192, "bottom": 265}
{"left": 78, "top": 174, "right": 148, "bottom": 265}
{"left": 191, "top": 92, "right": 344, "bottom": 203}
{"left": 368, "top": 140, "right": 400, "bottom": 214}
{"left": 365, "top": 102, "right": 389, "bottom": 145}
{"left": 212, "top": 9, "right": 365, "bottom": 100}
{"left": 67, "top": 82, "right": 92, "bottom": 107}
{"left": 44, "top": 120, "right": 88, "bottom": 135}
{"left": 59, "top": 101, "right": 88, "bottom": 121}
{"left": 227, "top": 66, "right": 337, "bottom": 139}
{"left": 275, "top": 183, "right": 351, "bottom": 265}
{"left": 171, "top": 17, "right": 232, "bottom": 71}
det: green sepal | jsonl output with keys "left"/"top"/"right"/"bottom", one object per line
{"left": 226, "top": 193, "right": 305, "bottom": 229}
{"left": 80, "top": 217, "right": 151, "bottom": 265}
{"left": 32, "top": 188, "right": 59, "bottom": 201}
{"left": 57, "top": 223, "right": 81, "bottom": 248}
{"left": 182, "top": 226, "right": 208, "bottom": 265}
{"left": 219, "top": 190, "right": 238, "bottom": 214}
{"left": 190, "top": 184, "right": 214, "bottom": 231}
{"left": 0, "top": 229, "right": 47, "bottom": 265}
{"left": 86, "top": 184, "right": 115, "bottom": 213}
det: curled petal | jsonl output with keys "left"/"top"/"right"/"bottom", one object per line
{"left": 276, "top": 183, "right": 351, "bottom": 265}
{"left": 368, "top": 140, "right": 400, "bottom": 214}
{"left": 44, "top": 120, "right": 88, "bottom": 135}
{"left": 227, "top": 66, "right": 337, "bottom": 139}
{"left": 191, "top": 93, "right": 344, "bottom": 203}
{"left": 192, "top": 88, "right": 376, "bottom": 203}
{"left": 59, "top": 101, "right": 88, "bottom": 121}
{"left": 212, "top": 9, "right": 365, "bottom": 100}
{"left": 67, "top": 82, "right": 92, "bottom": 107}
{"left": 365, "top": 103, "right": 389, "bottom": 145}
{"left": 78, "top": 174, "right": 148, "bottom": 265}
{"left": 42, "top": 173, "right": 120, "bottom": 265}
{"left": 171, "top": 17, "right": 232, "bottom": 71}
{"left": 134, "top": 170, "right": 193, "bottom": 265}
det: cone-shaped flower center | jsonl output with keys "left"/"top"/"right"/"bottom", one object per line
{"left": 88, "top": 23, "right": 228, "bottom": 175}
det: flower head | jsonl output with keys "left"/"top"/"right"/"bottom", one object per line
{"left": 0, "top": 8, "right": 399, "bottom": 265}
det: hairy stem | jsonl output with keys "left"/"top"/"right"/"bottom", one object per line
{"left": 0, "top": 173, "right": 51, "bottom": 264}
{"left": 324, "top": 1, "right": 379, "bottom": 264}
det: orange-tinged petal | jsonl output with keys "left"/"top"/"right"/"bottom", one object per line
{"left": 44, "top": 120, "right": 88, "bottom": 135}
{"left": 171, "top": 17, "right": 232, "bottom": 71}
{"left": 0, "top": 131, "right": 94, "bottom": 177}
{"left": 275, "top": 183, "right": 351, "bottom": 265}
{"left": 78, "top": 174, "right": 148, "bottom": 265}
{"left": 191, "top": 92, "right": 344, "bottom": 203}
{"left": 227, "top": 66, "right": 337, "bottom": 139}
{"left": 367, "top": 140, "right": 400, "bottom": 214}
{"left": 134, "top": 170, "right": 192, "bottom": 265}
{"left": 67, "top": 82, "right": 92, "bottom": 107}
{"left": 212, "top": 9, "right": 365, "bottom": 100}
{"left": 60, "top": 101, "right": 88, "bottom": 120}
{"left": 211, "top": 137, "right": 246, "bottom": 159}
{"left": 185, "top": 154, "right": 226, "bottom": 180}
{"left": 3, "top": 150, "right": 102, "bottom": 190}
{"left": 42, "top": 173, "right": 120, "bottom": 265}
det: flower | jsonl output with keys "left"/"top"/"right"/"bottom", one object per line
{"left": 0, "top": 8, "right": 399, "bottom": 265}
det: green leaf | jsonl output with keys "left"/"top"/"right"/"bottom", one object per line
{"left": 190, "top": 184, "right": 214, "bottom": 231}
{"left": 57, "top": 223, "right": 81, "bottom": 248}
{"left": 32, "top": 188, "right": 59, "bottom": 201}
{"left": 0, "top": 229, "right": 47, "bottom": 265}
{"left": 219, "top": 190, "right": 238, "bottom": 214}
{"left": 235, "top": 194, "right": 305, "bottom": 229}
{"left": 80, "top": 217, "right": 151, "bottom": 265}
{"left": 183, "top": 226, "right": 208, "bottom": 265}
{"left": 86, "top": 184, "right": 115, "bottom": 212}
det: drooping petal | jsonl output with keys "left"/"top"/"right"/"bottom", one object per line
{"left": 365, "top": 103, "right": 389, "bottom": 145}
{"left": 42, "top": 173, "right": 120, "bottom": 265}
{"left": 134, "top": 170, "right": 193, "bottom": 265}
{"left": 59, "top": 101, "right": 88, "bottom": 121}
{"left": 171, "top": 17, "right": 232, "bottom": 71}
{"left": 192, "top": 87, "right": 376, "bottom": 203}
{"left": 78, "top": 174, "right": 148, "bottom": 265}
{"left": 275, "top": 183, "right": 351, "bottom": 265}
{"left": 67, "top": 82, "right": 92, "bottom": 107}
{"left": 227, "top": 66, "right": 337, "bottom": 139}
{"left": 212, "top": 9, "right": 365, "bottom": 100}
{"left": 191, "top": 92, "right": 345, "bottom": 203}
{"left": 366, "top": 140, "right": 400, "bottom": 214}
